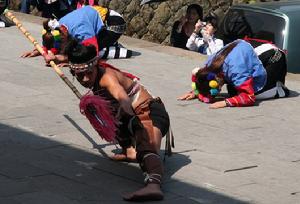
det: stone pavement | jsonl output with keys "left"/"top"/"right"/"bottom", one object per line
{"left": 0, "top": 12, "right": 300, "bottom": 204}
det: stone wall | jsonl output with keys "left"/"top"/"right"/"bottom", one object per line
{"left": 9, "top": 0, "right": 282, "bottom": 45}
{"left": 99, "top": 0, "right": 280, "bottom": 45}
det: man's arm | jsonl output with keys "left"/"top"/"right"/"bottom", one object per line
{"left": 43, "top": 53, "right": 68, "bottom": 65}
{"left": 21, "top": 48, "right": 41, "bottom": 58}
{"left": 101, "top": 71, "right": 134, "bottom": 115}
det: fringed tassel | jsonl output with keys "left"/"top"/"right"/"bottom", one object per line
{"left": 79, "top": 93, "right": 117, "bottom": 142}
{"left": 164, "top": 127, "right": 175, "bottom": 162}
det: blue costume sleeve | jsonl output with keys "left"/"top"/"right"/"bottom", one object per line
{"left": 223, "top": 41, "right": 254, "bottom": 87}
{"left": 222, "top": 40, "right": 266, "bottom": 92}
{"left": 59, "top": 6, "right": 104, "bottom": 42}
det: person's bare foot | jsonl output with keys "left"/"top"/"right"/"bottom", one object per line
{"left": 122, "top": 183, "right": 163, "bottom": 201}
{"left": 110, "top": 146, "right": 137, "bottom": 162}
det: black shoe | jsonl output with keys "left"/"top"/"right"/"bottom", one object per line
{"left": 282, "top": 85, "right": 290, "bottom": 97}
{"left": 0, "top": 14, "right": 14, "bottom": 27}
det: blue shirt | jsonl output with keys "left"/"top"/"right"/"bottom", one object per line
{"left": 206, "top": 40, "right": 267, "bottom": 93}
{"left": 59, "top": 6, "right": 104, "bottom": 42}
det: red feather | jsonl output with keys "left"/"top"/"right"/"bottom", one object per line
{"left": 79, "top": 93, "right": 117, "bottom": 142}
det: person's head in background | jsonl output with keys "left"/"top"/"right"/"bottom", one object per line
{"left": 41, "top": 19, "right": 71, "bottom": 54}
{"left": 65, "top": 38, "right": 99, "bottom": 88}
{"left": 202, "top": 16, "right": 218, "bottom": 37}
{"left": 186, "top": 4, "right": 203, "bottom": 24}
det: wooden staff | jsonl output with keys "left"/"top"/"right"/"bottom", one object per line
{"left": 4, "top": 9, "right": 82, "bottom": 99}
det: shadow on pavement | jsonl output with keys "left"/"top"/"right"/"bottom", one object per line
{"left": 0, "top": 122, "right": 251, "bottom": 204}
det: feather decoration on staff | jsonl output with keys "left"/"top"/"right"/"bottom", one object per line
{"left": 79, "top": 93, "right": 117, "bottom": 142}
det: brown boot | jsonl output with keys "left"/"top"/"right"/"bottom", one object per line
{"left": 122, "top": 183, "right": 163, "bottom": 201}
{"left": 123, "top": 152, "right": 164, "bottom": 201}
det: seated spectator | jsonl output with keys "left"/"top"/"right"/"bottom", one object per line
{"left": 20, "top": 0, "right": 42, "bottom": 14}
{"left": 186, "top": 16, "right": 223, "bottom": 55}
{"left": 41, "top": 0, "right": 74, "bottom": 19}
{"left": 170, "top": 4, "right": 203, "bottom": 49}
{"left": 20, "top": 0, "right": 74, "bottom": 19}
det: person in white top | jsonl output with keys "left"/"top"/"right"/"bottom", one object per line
{"left": 186, "top": 16, "right": 224, "bottom": 55}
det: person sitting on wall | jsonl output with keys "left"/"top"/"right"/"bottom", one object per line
{"left": 170, "top": 4, "right": 203, "bottom": 50}
{"left": 186, "top": 16, "right": 224, "bottom": 55}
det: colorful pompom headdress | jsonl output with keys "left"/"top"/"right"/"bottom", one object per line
{"left": 191, "top": 67, "right": 222, "bottom": 103}
{"left": 42, "top": 19, "right": 61, "bottom": 55}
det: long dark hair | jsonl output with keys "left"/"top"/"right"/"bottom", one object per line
{"left": 195, "top": 41, "right": 238, "bottom": 96}
{"left": 42, "top": 19, "right": 64, "bottom": 53}
{"left": 204, "top": 15, "right": 218, "bottom": 30}
{"left": 42, "top": 19, "right": 55, "bottom": 49}
{"left": 64, "top": 38, "right": 97, "bottom": 63}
